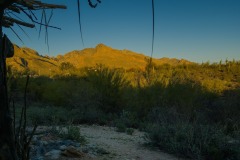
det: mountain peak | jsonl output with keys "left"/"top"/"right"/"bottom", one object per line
{"left": 95, "top": 43, "right": 112, "bottom": 50}
{"left": 7, "top": 44, "right": 194, "bottom": 76}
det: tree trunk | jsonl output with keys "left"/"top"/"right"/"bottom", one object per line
{"left": 0, "top": 9, "right": 18, "bottom": 160}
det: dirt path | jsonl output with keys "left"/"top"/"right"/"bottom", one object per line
{"left": 79, "top": 125, "right": 181, "bottom": 160}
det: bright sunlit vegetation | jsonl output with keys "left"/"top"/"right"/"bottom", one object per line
{"left": 7, "top": 46, "right": 240, "bottom": 159}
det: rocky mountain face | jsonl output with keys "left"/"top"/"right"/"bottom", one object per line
{"left": 7, "top": 43, "right": 192, "bottom": 75}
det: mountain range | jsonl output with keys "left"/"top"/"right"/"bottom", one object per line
{"left": 7, "top": 43, "right": 192, "bottom": 75}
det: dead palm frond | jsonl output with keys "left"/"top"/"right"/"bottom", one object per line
{"left": 3, "top": 1, "right": 67, "bottom": 29}
{"left": 2, "top": 0, "right": 67, "bottom": 50}
{"left": 3, "top": 0, "right": 102, "bottom": 49}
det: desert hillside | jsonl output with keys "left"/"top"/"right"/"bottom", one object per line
{"left": 7, "top": 43, "right": 192, "bottom": 75}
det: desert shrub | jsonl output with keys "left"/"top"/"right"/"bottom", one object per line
{"left": 127, "top": 79, "right": 204, "bottom": 120}
{"left": 41, "top": 80, "right": 68, "bottom": 106}
{"left": 86, "top": 64, "right": 130, "bottom": 113}
{"left": 25, "top": 106, "right": 72, "bottom": 125}
{"left": 118, "top": 110, "right": 139, "bottom": 127}
{"left": 198, "top": 88, "right": 240, "bottom": 128}
{"left": 35, "top": 77, "right": 94, "bottom": 107}
{"left": 64, "top": 80, "right": 100, "bottom": 109}
{"left": 146, "top": 107, "right": 185, "bottom": 125}
{"left": 124, "top": 83, "right": 165, "bottom": 119}
{"left": 60, "top": 125, "right": 86, "bottom": 143}
{"left": 146, "top": 122, "right": 240, "bottom": 160}
{"left": 59, "top": 62, "right": 76, "bottom": 71}
{"left": 163, "top": 83, "right": 203, "bottom": 116}
{"left": 69, "top": 107, "right": 112, "bottom": 125}
{"left": 115, "top": 122, "right": 126, "bottom": 133}
{"left": 126, "top": 128, "right": 134, "bottom": 135}
{"left": 18, "top": 104, "right": 92, "bottom": 125}
{"left": 51, "top": 125, "right": 86, "bottom": 144}
{"left": 145, "top": 107, "right": 240, "bottom": 160}
{"left": 114, "top": 111, "right": 139, "bottom": 132}
{"left": 143, "top": 58, "right": 158, "bottom": 85}
{"left": 20, "top": 105, "right": 115, "bottom": 126}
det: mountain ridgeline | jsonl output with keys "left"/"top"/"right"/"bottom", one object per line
{"left": 7, "top": 43, "right": 192, "bottom": 76}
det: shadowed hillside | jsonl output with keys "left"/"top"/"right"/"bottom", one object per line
{"left": 7, "top": 44, "right": 193, "bottom": 76}
{"left": 7, "top": 45, "right": 59, "bottom": 75}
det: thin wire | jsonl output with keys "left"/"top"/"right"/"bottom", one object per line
{"left": 38, "top": 10, "right": 44, "bottom": 39}
{"left": 5, "top": 12, "right": 31, "bottom": 39}
{"left": 77, "top": 0, "right": 85, "bottom": 46}
{"left": 150, "top": 0, "right": 155, "bottom": 60}
{"left": 9, "top": 26, "right": 24, "bottom": 44}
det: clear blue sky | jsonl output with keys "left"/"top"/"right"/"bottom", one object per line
{"left": 3, "top": 0, "right": 240, "bottom": 63}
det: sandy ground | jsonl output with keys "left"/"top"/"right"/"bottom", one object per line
{"left": 79, "top": 125, "right": 182, "bottom": 160}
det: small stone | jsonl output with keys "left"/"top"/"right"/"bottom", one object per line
{"left": 32, "top": 136, "right": 38, "bottom": 142}
{"left": 74, "top": 143, "right": 81, "bottom": 147}
{"left": 61, "top": 146, "right": 85, "bottom": 158}
{"left": 41, "top": 140, "right": 48, "bottom": 145}
{"left": 45, "top": 149, "right": 61, "bottom": 159}
{"left": 59, "top": 145, "right": 67, "bottom": 151}
{"left": 62, "top": 140, "right": 72, "bottom": 146}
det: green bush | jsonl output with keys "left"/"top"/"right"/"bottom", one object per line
{"left": 59, "top": 62, "right": 76, "bottom": 71}
{"left": 146, "top": 122, "right": 240, "bottom": 160}
{"left": 17, "top": 105, "right": 115, "bottom": 126}
{"left": 87, "top": 64, "right": 129, "bottom": 113}
{"left": 126, "top": 128, "right": 134, "bottom": 135}
{"left": 61, "top": 125, "right": 86, "bottom": 143}
{"left": 51, "top": 125, "right": 86, "bottom": 144}
{"left": 24, "top": 106, "right": 71, "bottom": 125}
{"left": 115, "top": 122, "right": 126, "bottom": 133}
